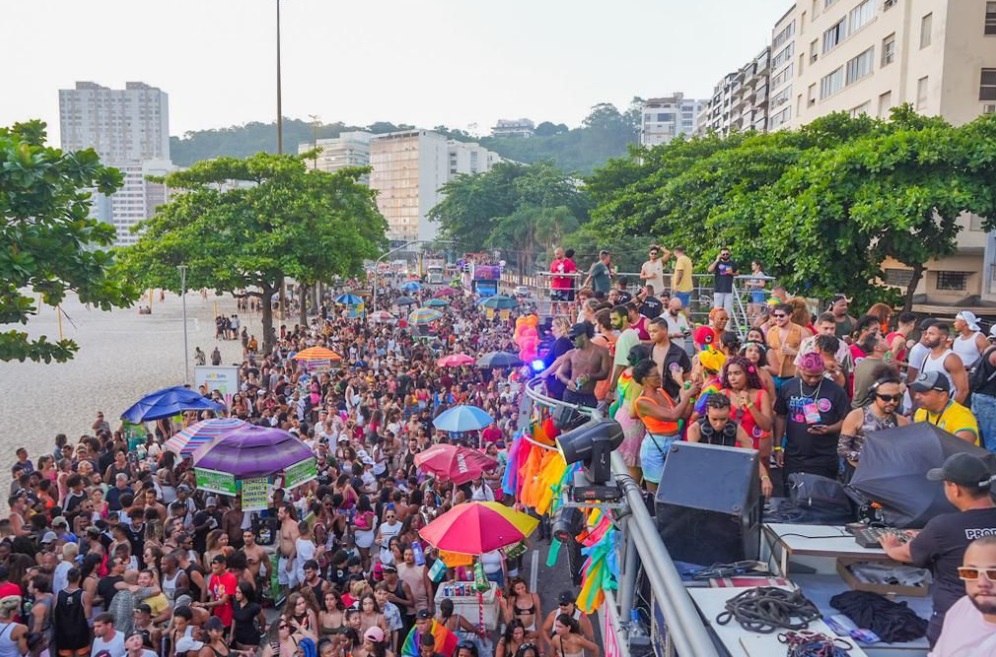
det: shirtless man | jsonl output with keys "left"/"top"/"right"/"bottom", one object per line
{"left": 555, "top": 322, "right": 612, "bottom": 409}
{"left": 241, "top": 530, "right": 268, "bottom": 594}
{"left": 142, "top": 488, "right": 167, "bottom": 523}
{"left": 277, "top": 502, "right": 301, "bottom": 597}
{"left": 221, "top": 497, "right": 245, "bottom": 549}
{"left": 8, "top": 492, "right": 29, "bottom": 536}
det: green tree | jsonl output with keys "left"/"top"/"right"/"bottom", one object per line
{"left": 119, "top": 153, "right": 386, "bottom": 353}
{"left": 0, "top": 120, "right": 138, "bottom": 363}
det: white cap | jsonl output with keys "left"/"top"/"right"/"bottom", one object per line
{"left": 957, "top": 311, "right": 981, "bottom": 332}
{"left": 175, "top": 637, "right": 204, "bottom": 653}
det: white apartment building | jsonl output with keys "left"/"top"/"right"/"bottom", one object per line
{"left": 59, "top": 81, "right": 174, "bottom": 246}
{"left": 299, "top": 132, "right": 372, "bottom": 172}
{"left": 769, "top": 0, "right": 996, "bottom": 306}
{"left": 369, "top": 130, "right": 500, "bottom": 243}
{"left": 700, "top": 72, "right": 741, "bottom": 135}
{"left": 492, "top": 119, "right": 535, "bottom": 138}
{"left": 640, "top": 94, "right": 707, "bottom": 146}
{"left": 59, "top": 82, "right": 170, "bottom": 162}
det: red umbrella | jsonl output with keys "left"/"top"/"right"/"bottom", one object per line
{"left": 419, "top": 502, "right": 539, "bottom": 554}
{"left": 433, "top": 287, "right": 459, "bottom": 298}
{"left": 437, "top": 354, "right": 475, "bottom": 367}
{"left": 415, "top": 444, "right": 498, "bottom": 485}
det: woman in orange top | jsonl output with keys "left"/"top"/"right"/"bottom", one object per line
{"left": 633, "top": 359, "right": 699, "bottom": 493}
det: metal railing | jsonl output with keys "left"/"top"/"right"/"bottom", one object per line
{"left": 522, "top": 377, "right": 719, "bottom": 657}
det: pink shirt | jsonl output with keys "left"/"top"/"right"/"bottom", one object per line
{"left": 930, "top": 595, "right": 996, "bottom": 656}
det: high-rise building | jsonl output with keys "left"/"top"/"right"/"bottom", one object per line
{"left": 298, "top": 131, "right": 373, "bottom": 175}
{"left": 640, "top": 94, "right": 707, "bottom": 146}
{"left": 58, "top": 82, "right": 174, "bottom": 246}
{"left": 59, "top": 82, "right": 170, "bottom": 163}
{"left": 700, "top": 72, "right": 741, "bottom": 135}
{"left": 369, "top": 130, "right": 500, "bottom": 243}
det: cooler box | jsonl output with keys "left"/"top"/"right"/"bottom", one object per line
{"left": 434, "top": 582, "right": 500, "bottom": 630}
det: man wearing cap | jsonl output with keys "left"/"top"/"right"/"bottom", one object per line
{"left": 970, "top": 326, "right": 996, "bottom": 452}
{"left": 930, "top": 536, "right": 996, "bottom": 656}
{"left": 539, "top": 590, "right": 595, "bottom": 654}
{"left": 912, "top": 371, "right": 979, "bottom": 444}
{"left": 554, "top": 322, "right": 611, "bottom": 409}
{"left": 880, "top": 452, "right": 996, "bottom": 646}
{"left": 953, "top": 311, "right": 988, "bottom": 369}
{"left": 918, "top": 323, "right": 969, "bottom": 405}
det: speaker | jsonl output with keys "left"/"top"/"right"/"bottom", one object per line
{"left": 654, "top": 442, "right": 761, "bottom": 566}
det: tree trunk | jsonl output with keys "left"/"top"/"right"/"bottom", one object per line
{"left": 299, "top": 283, "right": 308, "bottom": 327}
{"left": 261, "top": 283, "right": 277, "bottom": 355}
{"left": 902, "top": 262, "right": 925, "bottom": 312}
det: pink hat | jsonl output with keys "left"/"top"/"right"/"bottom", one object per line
{"left": 364, "top": 626, "right": 385, "bottom": 642}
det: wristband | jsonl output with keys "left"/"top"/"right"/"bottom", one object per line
{"left": 773, "top": 446, "right": 783, "bottom": 452}
{"left": 760, "top": 475, "right": 771, "bottom": 480}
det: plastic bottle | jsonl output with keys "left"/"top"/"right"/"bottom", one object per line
{"left": 412, "top": 540, "right": 425, "bottom": 566}
{"left": 629, "top": 609, "right": 648, "bottom": 638}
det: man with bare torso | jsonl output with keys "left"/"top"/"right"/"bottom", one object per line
{"left": 277, "top": 502, "right": 300, "bottom": 595}
{"left": 241, "top": 530, "right": 268, "bottom": 594}
{"left": 555, "top": 322, "right": 612, "bottom": 409}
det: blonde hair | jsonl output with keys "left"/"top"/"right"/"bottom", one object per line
{"left": 0, "top": 595, "right": 21, "bottom": 619}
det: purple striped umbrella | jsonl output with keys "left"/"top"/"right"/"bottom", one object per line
{"left": 191, "top": 424, "right": 314, "bottom": 479}
{"left": 164, "top": 418, "right": 247, "bottom": 457}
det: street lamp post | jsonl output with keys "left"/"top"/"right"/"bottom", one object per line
{"left": 276, "top": 0, "right": 283, "bottom": 155}
{"left": 178, "top": 265, "right": 190, "bottom": 385}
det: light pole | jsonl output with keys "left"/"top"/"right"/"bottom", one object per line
{"left": 372, "top": 240, "right": 454, "bottom": 309}
{"left": 178, "top": 265, "right": 190, "bottom": 385}
{"left": 276, "top": 0, "right": 283, "bottom": 154}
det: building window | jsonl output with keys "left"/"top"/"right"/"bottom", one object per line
{"left": 878, "top": 91, "right": 893, "bottom": 117}
{"left": 884, "top": 268, "right": 914, "bottom": 287}
{"left": 820, "top": 67, "right": 845, "bottom": 99}
{"left": 771, "top": 87, "right": 792, "bottom": 108}
{"left": 917, "top": 76, "right": 929, "bottom": 110}
{"left": 987, "top": 2, "right": 996, "bottom": 35}
{"left": 920, "top": 13, "right": 932, "bottom": 48}
{"left": 773, "top": 42, "right": 795, "bottom": 69}
{"left": 810, "top": 39, "right": 819, "bottom": 63}
{"left": 769, "top": 107, "right": 792, "bottom": 129}
{"left": 846, "top": 47, "right": 875, "bottom": 85}
{"left": 823, "top": 17, "right": 847, "bottom": 53}
{"left": 774, "top": 20, "right": 796, "bottom": 48}
{"left": 882, "top": 33, "right": 896, "bottom": 66}
{"left": 849, "top": 0, "right": 877, "bottom": 36}
{"left": 981, "top": 69, "right": 996, "bottom": 101}
{"left": 825, "top": 0, "right": 839, "bottom": 7}
{"left": 808, "top": 83, "right": 817, "bottom": 106}
{"left": 771, "top": 63, "right": 794, "bottom": 88}
{"left": 851, "top": 102, "right": 871, "bottom": 117}
{"left": 936, "top": 271, "right": 969, "bottom": 291}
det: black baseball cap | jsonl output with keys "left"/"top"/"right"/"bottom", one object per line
{"left": 557, "top": 590, "right": 575, "bottom": 605}
{"left": 567, "top": 322, "right": 594, "bottom": 340}
{"left": 927, "top": 453, "right": 994, "bottom": 488}
{"left": 918, "top": 318, "right": 938, "bottom": 331}
{"left": 416, "top": 609, "right": 433, "bottom": 620}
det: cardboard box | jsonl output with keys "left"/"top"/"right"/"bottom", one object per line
{"left": 836, "top": 557, "right": 930, "bottom": 598}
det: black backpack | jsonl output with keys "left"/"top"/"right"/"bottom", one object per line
{"left": 970, "top": 346, "right": 996, "bottom": 392}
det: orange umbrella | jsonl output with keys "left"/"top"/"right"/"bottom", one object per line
{"left": 293, "top": 347, "right": 342, "bottom": 361}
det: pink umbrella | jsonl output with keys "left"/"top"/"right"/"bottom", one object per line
{"left": 433, "top": 287, "right": 459, "bottom": 298}
{"left": 437, "top": 354, "right": 475, "bottom": 367}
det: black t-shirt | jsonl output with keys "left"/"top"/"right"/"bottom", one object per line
{"left": 232, "top": 600, "right": 263, "bottom": 645}
{"left": 640, "top": 297, "right": 664, "bottom": 319}
{"left": 97, "top": 575, "right": 123, "bottom": 608}
{"left": 909, "top": 507, "right": 996, "bottom": 614}
{"left": 714, "top": 258, "right": 737, "bottom": 293}
{"left": 653, "top": 343, "right": 692, "bottom": 400}
{"left": 774, "top": 377, "right": 850, "bottom": 474}
{"left": 617, "top": 291, "right": 633, "bottom": 305}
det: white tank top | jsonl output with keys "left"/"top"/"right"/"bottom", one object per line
{"left": 954, "top": 333, "right": 983, "bottom": 369}
{"left": 162, "top": 570, "right": 181, "bottom": 602}
{"left": 922, "top": 349, "right": 959, "bottom": 398}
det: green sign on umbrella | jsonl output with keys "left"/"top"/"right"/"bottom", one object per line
{"left": 285, "top": 457, "right": 318, "bottom": 489}
{"left": 195, "top": 467, "right": 238, "bottom": 496}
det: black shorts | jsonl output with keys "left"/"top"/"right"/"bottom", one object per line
{"left": 563, "top": 389, "right": 598, "bottom": 409}
{"left": 551, "top": 289, "right": 575, "bottom": 302}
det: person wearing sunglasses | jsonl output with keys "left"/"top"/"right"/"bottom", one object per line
{"left": 911, "top": 371, "right": 980, "bottom": 445}
{"left": 879, "top": 452, "right": 996, "bottom": 647}
{"left": 931, "top": 536, "right": 996, "bottom": 656}
{"left": 838, "top": 374, "right": 908, "bottom": 482}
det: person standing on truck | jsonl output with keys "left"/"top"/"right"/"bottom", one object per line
{"left": 550, "top": 248, "right": 577, "bottom": 316}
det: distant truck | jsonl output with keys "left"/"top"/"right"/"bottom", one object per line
{"left": 426, "top": 259, "right": 445, "bottom": 285}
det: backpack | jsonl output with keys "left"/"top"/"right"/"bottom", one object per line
{"left": 970, "top": 346, "right": 996, "bottom": 392}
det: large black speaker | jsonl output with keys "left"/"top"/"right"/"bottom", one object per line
{"left": 654, "top": 442, "right": 761, "bottom": 566}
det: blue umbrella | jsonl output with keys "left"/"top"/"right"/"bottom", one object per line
{"left": 401, "top": 281, "right": 422, "bottom": 292}
{"left": 425, "top": 298, "right": 450, "bottom": 308}
{"left": 121, "top": 386, "right": 225, "bottom": 423}
{"left": 432, "top": 405, "right": 494, "bottom": 432}
{"left": 335, "top": 293, "right": 362, "bottom": 305}
{"left": 479, "top": 295, "right": 518, "bottom": 310}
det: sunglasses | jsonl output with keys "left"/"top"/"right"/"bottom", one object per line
{"left": 772, "top": 313, "right": 787, "bottom": 319}
{"left": 875, "top": 393, "right": 903, "bottom": 403}
{"left": 958, "top": 567, "right": 996, "bottom": 581}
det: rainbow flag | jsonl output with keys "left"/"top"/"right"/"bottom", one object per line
{"left": 400, "top": 619, "right": 458, "bottom": 657}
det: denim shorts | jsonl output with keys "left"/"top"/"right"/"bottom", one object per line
{"left": 639, "top": 433, "right": 679, "bottom": 484}
{"left": 675, "top": 292, "right": 691, "bottom": 308}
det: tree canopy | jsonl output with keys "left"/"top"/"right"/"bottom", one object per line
{"left": 0, "top": 120, "right": 138, "bottom": 363}
{"left": 118, "top": 153, "right": 387, "bottom": 353}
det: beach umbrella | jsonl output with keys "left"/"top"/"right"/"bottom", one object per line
{"left": 401, "top": 281, "right": 422, "bottom": 293}
{"left": 165, "top": 418, "right": 248, "bottom": 457}
{"left": 192, "top": 425, "right": 314, "bottom": 479}
{"left": 432, "top": 404, "right": 494, "bottom": 432}
{"left": 425, "top": 298, "right": 450, "bottom": 308}
{"left": 433, "top": 287, "right": 459, "bottom": 298}
{"left": 293, "top": 347, "right": 342, "bottom": 361}
{"left": 121, "top": 386, "right": 225, "bottom": 423}
{"left": 395, "top": 296, "right": 418, "bottom": 307}
{"left": 849, "top": 423, "right": 996, "bottom": 528}
{"left": 419, "top": 501, "right": 539, "bottom": 554}
{"left": 479, "top": 295, "right": 518, "bottom": 310}
{"left": 476, "top": 352, "right": 523, "bottom": 369}
{"left": 335, "top": 293, "right": 363, "bottom": 306}
{"left": 409, "top": 308, "right": 443, "bottom": 325}
{"left": 369, "top": 310, "right": 396, "bottom": 323}
{"left": 437, "top": 354, "right": 475, "bottom": 367}
{"left": 415, "top": 444, "right": 499, "bottom": 485}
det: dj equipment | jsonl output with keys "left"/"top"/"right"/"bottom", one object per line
{"left": 655, "top": 442, "right": 761, "bottom": 566}
{"left": 847, "top": 525, "right": 913, "bottom": 549}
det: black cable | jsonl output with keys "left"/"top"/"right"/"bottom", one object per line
{"left": 716, "top": 587, "right": 822, "bottom": 634}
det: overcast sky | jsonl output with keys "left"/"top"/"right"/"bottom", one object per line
{"left": 3, "top": 0, "right": 792, "bottom": 143}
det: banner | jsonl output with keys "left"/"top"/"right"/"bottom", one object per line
{"left": 284, "top": 457, "right": 318, "bottom": 489}
{"left": 122, "top": 421, "right": 146, "bottom": 453}
{"left": 195, "top": 467, "right": 237, "bottom": 496}
{"left": 195, "top": 366, "right": 241, "bottom": 397}
{"left": 241, "top": 476, "right": 269, "bottom": 511}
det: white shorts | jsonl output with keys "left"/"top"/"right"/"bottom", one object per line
{"left": 278, "top": 556, "right": 298, "bottom": 588}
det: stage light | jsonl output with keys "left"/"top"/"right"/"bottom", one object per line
{"left": 552, "top": 506, "right": 585, "bottom": 543}
{"left": 556, "top": 418, "right": 624, "bottom": 485}
{"left": 531, "top": 359, "right": 546, "bottom": 373}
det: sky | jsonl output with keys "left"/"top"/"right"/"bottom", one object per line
{"left": 2, "top": 0, "right": 793, "bottom": 144}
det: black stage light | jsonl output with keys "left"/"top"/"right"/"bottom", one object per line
{"left": 556, "top": 418, "right": 624, "bottom": 485}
